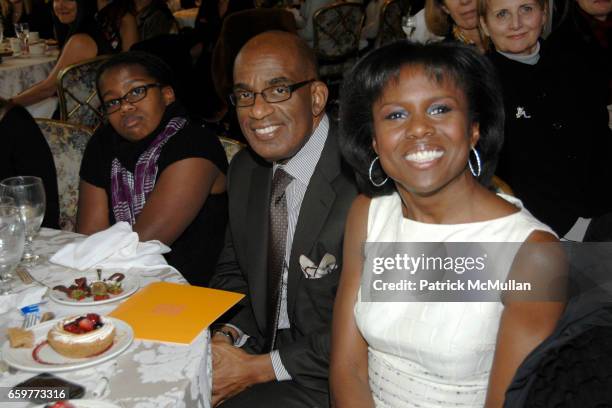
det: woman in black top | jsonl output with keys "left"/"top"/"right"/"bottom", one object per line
{"left": 78, "top": 52, "right": 228, "bottom": 287}
{"left": 10, "top": 0, "right": 111, "bottom": 108}
{"left": 479, "top": 0, "right": 612, "bottom": 236}
{"left": 0, "top": 98, "right": 59, "bottom": 229}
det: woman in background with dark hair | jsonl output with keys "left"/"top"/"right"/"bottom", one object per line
{"left": 330, "top": 41, "right": 563, "bottom": 407}
{"left": 134, "top": 0, "right": 176, "bottom": 40}
{"left": 0, "top": 98, "right": 59, "bottom": 229}
{"left": 77, "top": 51, "right": 228, "bottom": 286}
{"left": 9, "top": 0, "right": 111, "bottom": 108}
{"left": 96, "top": 0, "right": 139, "bottom": 52}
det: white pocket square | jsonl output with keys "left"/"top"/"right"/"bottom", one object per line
{"left": 299, "top": 253, "right": 338, "bottom": 279}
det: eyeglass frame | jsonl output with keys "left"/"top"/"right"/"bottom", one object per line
{"left": 229, "top": 79, "right": 316, "bottom": 107}
{"left": 101, "top": 83, "right": 162, "bottom": 115}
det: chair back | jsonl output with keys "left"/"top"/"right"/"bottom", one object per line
{"left": 219, "top": 136, "right": 245, "bottom": 164}
{"left": 56, "top": 55, "right": 111, "bottom": 131}
{"left": 376, "top": 0, "right": 412, "bottom": 47}
{"left": 313, "top": 3, "right": 365, "bottom": 61}
{"left": 35, "top": 119, "right": 93, "bottom": 231}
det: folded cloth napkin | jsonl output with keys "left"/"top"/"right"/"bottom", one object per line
{"left": 50, "top": 222, "right": 173, "bottom": 271}
{"left": 0, "top": 286, "right": 47, "bottom": 314}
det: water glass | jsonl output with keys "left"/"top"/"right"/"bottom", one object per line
{"left": 14, "top": 22, "right": 30, "bottom": 55}
{"left": 0, "top": 204, "right": 26, "bottom": 294}
{"left": 0, "top": 176, "right": 46, "bottom": 265}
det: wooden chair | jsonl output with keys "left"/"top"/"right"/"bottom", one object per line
{"left": 313, "top": 3, "right": 365, "bottom": 82}
{"left": 56, "top": 55, "right": 111, "bottom": 131}
{"left": 375, "top": 0, "right": 412, "bottom": 47}
{"left": 219, "top": 136, "right": 245, "bottom": 164}
{"left": 35, "top": 119, "right": 93, "bottom": 231}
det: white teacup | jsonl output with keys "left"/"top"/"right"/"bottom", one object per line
{"left": 9, "top": 38, "right": 21, "bottom": 53}
{"left": 29, "top": 42, "right": 46, "bottom": 56}
{"left": 29, "top": 31, "right": 40, "bottom": 42}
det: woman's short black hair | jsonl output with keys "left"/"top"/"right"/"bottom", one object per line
{"left": 339, "top": 40, "right": 505, "bottom": 197}
{"left": 95, "top": 51, "right": 177, "bottom": 100}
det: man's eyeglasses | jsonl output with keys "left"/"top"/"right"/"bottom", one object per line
{"left": 229, "top": 79, "right": 315, "bottom": 107}
{"left": 102, "top": 83, "right": 161, "bottom": 114}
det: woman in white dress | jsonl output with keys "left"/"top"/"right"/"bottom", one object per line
{"left": 330, "top": 41, "right": 565, "bottom": 407}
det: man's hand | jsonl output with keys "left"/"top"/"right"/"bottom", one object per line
{"left": 211, "top": 342, "right": 276, "bottom": 406}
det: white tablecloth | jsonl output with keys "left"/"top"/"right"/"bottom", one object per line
{"left": 0, "top": 228, "right": 212, "bottom": 408}
{"left": 0, "top": 51, "right": 59, "bottom": 119}
{"left": 174, "top": 8, "right": 198, "bottom": 28}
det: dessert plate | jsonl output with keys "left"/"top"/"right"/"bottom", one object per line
{"left": 49, "top": 275, "right": 139, "bottom": 306}
{"left": 2, "top": 317, "right": 133, "bottom": 373}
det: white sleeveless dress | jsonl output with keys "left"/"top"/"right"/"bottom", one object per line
{"left": 354, "top": 192, "right": 554, "bottom": 407}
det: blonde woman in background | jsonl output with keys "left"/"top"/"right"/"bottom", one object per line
{"left": 410, "top": 0, "right": 486, "bottom": 51}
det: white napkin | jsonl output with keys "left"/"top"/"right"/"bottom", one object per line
{"left": 0, "top": 286, "right": 47, "bottom": 314}
{"left": 50, "top": 222, "right": 173, "bottom": 271}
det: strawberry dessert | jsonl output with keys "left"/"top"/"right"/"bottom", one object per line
{"left": 47, "top": 314, "right": 115, "bottom": 358}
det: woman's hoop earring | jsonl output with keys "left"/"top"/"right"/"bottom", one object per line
{"left": 468, "top": 147, "right": 481, "bottom": 178}
{"left": 369, "top": 156, "right": 388, "bottom": 187}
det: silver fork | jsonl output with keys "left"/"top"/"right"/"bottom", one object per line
{"left": 21, "top": 312, "right": 39, "bottom": 329}
{"left": 16, "top": 266, "right": 33, "bottom": 284}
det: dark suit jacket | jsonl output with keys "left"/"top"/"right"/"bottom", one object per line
{"left": 210, "top": 122, "right": 357, "bottom": 393}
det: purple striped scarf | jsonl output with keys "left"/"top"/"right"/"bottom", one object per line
{"left": 110, "top": 117, "right": 187, "bottom": 224}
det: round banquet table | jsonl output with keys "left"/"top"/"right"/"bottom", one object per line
{"left": 0, "top": 228, "right": 212, "bottom": 408}
{"left": 0, "top": 51, "right": 59, "bottom": 119}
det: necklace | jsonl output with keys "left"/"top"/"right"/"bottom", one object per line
{"left": 452, "top": 25, "right": 475, "bottom": 45}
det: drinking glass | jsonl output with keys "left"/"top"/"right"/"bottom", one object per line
{"left": 0, "top": 21, "right": 4, "bottom": 45}
{"left": 402, "top": 15, "right": 416, "bottom": 39}
{"left": 0, "top": 202, "right": 26, "bottom": 294}
{"left": 0, "top": 176, "right": 45, "bottom": 265}
{"left": 14, "top": 22, "right": 30, "bottom": 55}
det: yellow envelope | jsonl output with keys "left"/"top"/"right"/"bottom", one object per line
{"left": 109, "top": 282, "right": 244, "bottom": 344}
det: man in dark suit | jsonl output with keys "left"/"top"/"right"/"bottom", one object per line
{"left": 209, "top": 31, "right": 357, "bottom": 407}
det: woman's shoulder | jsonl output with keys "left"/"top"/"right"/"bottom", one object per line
{"left": 497, "top": 194, "right": 557, "bottom": 239}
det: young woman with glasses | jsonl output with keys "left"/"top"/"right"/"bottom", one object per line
{"left": 77, "top": 51, "right": 228, "bottom": 287}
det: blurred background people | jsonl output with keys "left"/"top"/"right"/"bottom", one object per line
{"left": 10, "top": 0, "right": 111, "bottom": 109}
{"left": 0, "top": 0, "right": 54, "bottom": 39}
{"left": 96, "top": 0, "right": 139, "bottom": 52}
{"left": 134, "top": 0, "right": 177, "bottom": 40}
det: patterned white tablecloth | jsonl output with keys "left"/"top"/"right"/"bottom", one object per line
{"left": 0, "top": 228, "right": 212, "bottom": 408}
{"left": 0, "top": 51, "right": 59, "bottom": 119}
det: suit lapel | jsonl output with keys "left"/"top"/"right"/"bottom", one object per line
{"left": 287, "top": 128, "right": 341, "bottom": 317}
{"left": 246, "top": 164, "right": 272, "bottom": 332}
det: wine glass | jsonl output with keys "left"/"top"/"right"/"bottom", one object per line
{"left": 0, "top": 176, "right": 46, "bottom": 265}
{"left": 0, "top": 201, "right": 26, "bottom": 294}
{"left": 14, "top": 22, "right": 30, "bottom": 55}
{"left": 402, "top": 15, "right": 416, "bottom": 39}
